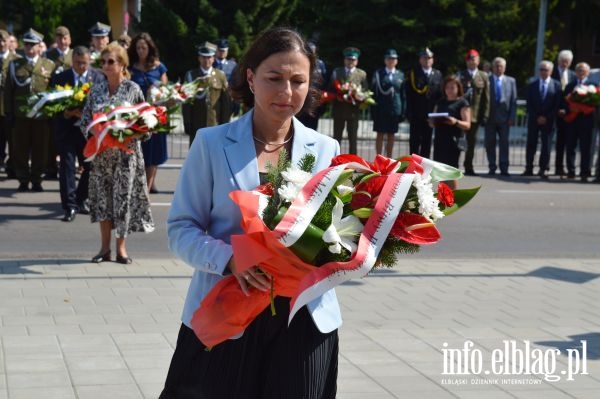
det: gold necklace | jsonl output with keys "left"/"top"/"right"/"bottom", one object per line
{"left": 253, "top": 132, "right": 293, "bottom": 146}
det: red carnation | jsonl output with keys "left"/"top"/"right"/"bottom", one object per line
{"left": 437, "top": 182, "right": 454, "bottom": 207}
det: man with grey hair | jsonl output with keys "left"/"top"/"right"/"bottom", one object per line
{"left": 485, "top": 57, "right": 517, "bottom": 176}
{"left": 522, "top": 60, "right": 561, "bottom": 178}
{"left": 551, "top": 49, "right": 576, "bottom": 176}
{"left": 559, "top": 62, "right": 594, "bottom": 182}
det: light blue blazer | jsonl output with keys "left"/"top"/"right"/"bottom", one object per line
{"left": 167, "top": 109, "right": 343, "bottom": 336}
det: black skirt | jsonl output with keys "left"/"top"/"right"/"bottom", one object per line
{"left": 159, "top": 297, "right": 339, "bottom": 399}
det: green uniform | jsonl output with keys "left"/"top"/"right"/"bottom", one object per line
{"left": 4, "top": 56, "right": 56, "bottom": 185}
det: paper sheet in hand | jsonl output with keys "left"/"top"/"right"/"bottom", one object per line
{"left": 427, "top": 112, "right": 449, "bottom": 118}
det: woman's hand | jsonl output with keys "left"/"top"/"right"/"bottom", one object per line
{"left": 446, "top": 116, "right": 459, "bottom": 126}
{"left": 227, "top": 257, "right": 271, "bottom": 296}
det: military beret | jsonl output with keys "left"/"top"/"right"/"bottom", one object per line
{"left": 197, "top": 41, "right": 217, "bottom": 56}
{"left": 23, "top": 28, "right": 44, "bottom": 44}
{"left": 343, "top": 47, "right": 360, "bottom": 60}
{"left": 89, "top": 22, "right": 111, "bottom": 37}
{"left": 216, "top": 38, "right": 229, "bottom": 50}
{"left": 384, "top": 48, "right": 398, "bottom": 59}
{"left": 418, "top": 47, "right": 434, "bottom": 58}
{"left": 465, "top": 48, "right": 480, "bottom": 61}
{"left": 55, "top": 26, "right": 70, "bottom": 37}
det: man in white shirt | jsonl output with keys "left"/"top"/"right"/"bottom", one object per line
{"left": 551, "top": 50, "right": 576, "bottom": 176}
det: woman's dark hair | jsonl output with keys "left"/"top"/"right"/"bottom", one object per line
{"left": 230, "top": 27, "right": 319, "bottom": 116}
{"left": 443, "top": 75, "right": 464, "bottom": 98}
{"left": 128, "top": 32, "right": 160, "bottom": 69}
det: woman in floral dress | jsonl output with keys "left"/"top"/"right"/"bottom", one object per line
{"left": 80, "top": 43, "right": 154, "bottom": 264}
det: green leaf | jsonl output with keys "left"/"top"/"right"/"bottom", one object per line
{"left": 442, "top": 186, "right": 481, "bottom": 216}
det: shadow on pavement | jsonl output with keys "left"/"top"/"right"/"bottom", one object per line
{"left": 536, "top": 332, "right": 600, "bottom": 360}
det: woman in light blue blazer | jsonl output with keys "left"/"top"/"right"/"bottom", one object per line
{"left": 160, "top": 28, "right": 341, "bottom": 399}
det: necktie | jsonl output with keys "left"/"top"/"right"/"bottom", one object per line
{"left": 495, "top": 77, "right": 502, "bottom": 102}
{"left": 540, "top": 81, "right": 546, "bottom": 99}
{"left": 560, "top": 70, "right": 567, "bottom": 90}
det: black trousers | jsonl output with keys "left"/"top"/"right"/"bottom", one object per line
{"left": 409, "top": 117, "right": 433, "bottom": 158}
{"left": 56, "top": 132, "right": 90, "bottom": 211}
{"left": 160, "top": 297, "right": 338, "bottom": 399}
{"left": 566, "top": 114, "right": 594, "bottom": 177}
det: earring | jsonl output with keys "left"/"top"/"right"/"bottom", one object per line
{"left": 249, "top": 86, "right": 254, "bottom": 94}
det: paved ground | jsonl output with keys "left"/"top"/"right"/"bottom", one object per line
{"left": 1, "top": 161, "right": 600, "bottom": 398}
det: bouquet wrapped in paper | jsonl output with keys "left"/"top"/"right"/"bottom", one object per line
{"left": 82, "top": 102, "right": 170, "bottom": 161}
{"left": 20, "top": 83, "right": 93, "bottom": 118}
{"left": 192, "top": 153, "right": 479, "bottom": 347}
{"left": 321, "top": 79, "right": 376, "bottom": 110}
{"left": 564, "top": 84, "right": 600, "bottom": 123}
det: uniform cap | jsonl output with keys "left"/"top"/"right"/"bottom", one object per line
{"left": 384, "top": 48, "right": 398, "bottom": 59}
{"left": 465, "top": 48, "right": 480, "bottom": 61}
{"left": 343, "top": 47, "right": 360, "bottom": 60}
{"left": 215, "top": 38, "right": 229, "bottom": 50}
{"left": 418, "top": 47, "right": 434, "bottom": 58}
{"left": 88, "top": 22, "right": 111, "bottom": 37}
{"left": 23, "top": 28, "right": 44, "bottom": 44}
{"left": 0, "top": 29, "right": 8, "bottom": 41}
{"left": 197, "top": 41, "right": 217, "bottom": 56}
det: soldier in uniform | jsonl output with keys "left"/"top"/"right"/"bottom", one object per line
{"left": 182, "top": 42, "right": 229, "bottom": 146}
{"left": 88, "top": 22, "right": 111, "bottom": 67}
{"left": 329, "top": 46, "right": 368, "bottom": 155}
{"left": 458, "top": 49, "right": 489, "bottom": 175}
{"left": 44, "top": 26, "right": 72, "bottom": 75}
{"left": 0, "top": 29, "right": 19, "bottom": 176}
{"left": 213, "top": 38, "right": 237, "bottom": 121}
{"left": 404, "top": 47, "right": 443, "bottom": 158}
{"left": 4, "top": 29, "right": 56, "bottom": 192}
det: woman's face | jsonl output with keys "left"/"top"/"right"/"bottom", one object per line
{"left": 136, "top": 39, "right": 149, "bottom": 61}
{"left": 101, "top": 51, "right": 122, "bottom": 79}
{"left": 445, "top": 81, "right": 459, "bottom": 99}
{"left": 246, "top": 49, "right": 310, "bottom": 122}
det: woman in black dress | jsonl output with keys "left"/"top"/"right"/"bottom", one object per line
{"left": 430, "top": 75, "right": 471, "bottom": 188}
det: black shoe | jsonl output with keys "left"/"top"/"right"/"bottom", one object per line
{"left": 581, "top": 176, "right": 588, "bottom": 183}
{"left": 520, "top": 170, "right": 533, "bottom": 177}
{"left": 116, "top": 254, "right": 133, "bottom": 264}
{"left": 91, "top": 250, "right": 111, "bottom": 263}
{"left": 500, "top": 171, "right": 510, "bottom": 177}
{"left": 17, "top": 182, "right": 29, "bottom": 192}
{"left": 554, "top": 169, "right": 566, "bottom": 176}
{"left": 487, "top": 170, "right": 496, "bottom": 176}
{"left": 464, "top": 170, "right": 477, "bottom": 176}
{"left": 31, "top": 182, "right": 44, "bottom": 192}
{"left": 150, "top": 186, "right": 159, "bottom": 194}
{"left": 77, "top": 201, "right": 90, "bottom": 215}
{"left": 538, "top": 172, "right": 548, "bottom": 180}
{"left": 566, "top": 173, "right": 575, "bottom": 179}
{"left": 62, "top": 209, "right": 76, "bottom": 222}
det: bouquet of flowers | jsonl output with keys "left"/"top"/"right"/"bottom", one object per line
{"left": 192, "top": 152, "right": 479, "bottom": 347}
{"left": 322, "top": 79, "right": 376, "bottom": 110}
{"left": 564, "top": 84, "right": 600, "bottom": 122}
{"left": 82, "top": 102, "right": 169, "bottom": 160}
{"left": 147, "top": 78, "right": 208, "bottom": 110}
{"left": 20, "top": 83, "right": 93, "bottom": 118}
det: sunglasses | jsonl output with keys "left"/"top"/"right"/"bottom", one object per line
{"left": 100, "top": 58, "right": 117, "bottom": 66}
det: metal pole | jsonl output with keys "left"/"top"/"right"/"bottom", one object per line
{"left": 534, "top": 0, "right": 548, "bottom": 78}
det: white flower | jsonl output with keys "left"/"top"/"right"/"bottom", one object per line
{"left": 412, "top": 173, "right": 445, "bottom": 221}
{"left": 586, "top": 84, "right": 596, "bottom": 94}
{"left": 322, "top": 197, "right": 363, "bottom": 254}
{"left": 575, "top": 86, "right": 588, "bottom": 96}
{"left": 281, "top": 165, "right": 312, "bottom": 186}
{"left": 336, "top": 180, "right": 355, "bottom": 196}
{"left": 140, "top": 111, "right": 158, "bottom": 129}
{"left": 278, "top": 181, "right": 301, "bottom": 202}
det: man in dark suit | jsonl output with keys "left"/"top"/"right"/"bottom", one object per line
{"left": 551, "top": 49, "right": 576, "bottom": 176}
{"left": 0, "top": 28, "right": 17, "bottom": 176}
{"left": 458, "top": 49, "right": 489, "bottom": 175}
{"left": 182, "top": 42, "right": 229, "bottom": 146}
{"left": 50, "top": 46, "right": 105, "bottom": 221}
{"left": 522, "top": 60, "right": 561, "bottom": 179}
{"left": 329, "top": 47, "right": 369, "bottom": 155}
{"left": 559, "top": 62, "right": 594, "bottom": 182}
{"left": 405, "top": 47, "right": 443, "bottom": 158}
{"left": 485, "top": 57, "right": 517, "bottom": 176}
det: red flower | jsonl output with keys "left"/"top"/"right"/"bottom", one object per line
{"left": 330, "top": 154, "right": 399, "bottom": 175}
{"left": 255, "top": 182, "right": 274, "bottom": 196}
{"left": 350, "top": 175, "right": 387, "bottom": 210}
{"left": 391, "top": 212, "right": 441, "bottom": 245}
{"left": 437, "top": 182, "right": 454, "bottom": 207}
